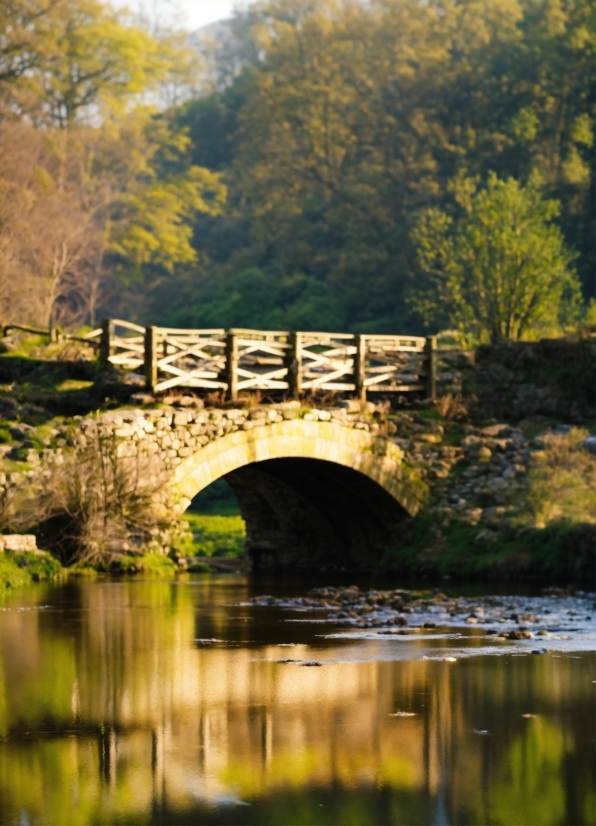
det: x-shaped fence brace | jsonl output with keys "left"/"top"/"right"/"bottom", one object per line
{"left": 299, "top": 333, "right": 357, "bottom": 391}
{"left": 231, "top": 330, "right": 291, "bottom": 393}
{"left": 93, "top": 321, "right": 437, "bottom": 399}
{"left": 152, "top": 328, "right": 227, "bottom": 393}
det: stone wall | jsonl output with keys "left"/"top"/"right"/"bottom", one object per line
{"left": 0, "top": 534, "right": 38, "bottom": 552}
{"left": 438, "top": 337, "right": 595, "bottom": 422}
{"left": 65, "top": 400, "right": 394, "bottom": 473}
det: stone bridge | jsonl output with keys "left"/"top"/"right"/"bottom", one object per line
{"left": 84, "top": 403, "right": 427, "bottom": 568}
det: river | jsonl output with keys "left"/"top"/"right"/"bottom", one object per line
{"left": 0, "top": 576, "right": 594, "bottom": 825}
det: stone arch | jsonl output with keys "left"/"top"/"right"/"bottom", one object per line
{"left": 171, "top": 420, "right": 426, "bottom": 569}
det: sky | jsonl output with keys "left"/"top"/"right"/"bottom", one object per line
{"left": 178, "top": 0, "right": 237, "bottom": 29}
{"left": 118, "top": 0, "right": 245, "bottom": 30}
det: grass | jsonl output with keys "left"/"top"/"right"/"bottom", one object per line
{"left": 68, "top": 563, "right": 100, "bottom": 577}
{"left": 114, "top": 553, "right": 177, "bottom": 575}
{"left": 186, "top": 560, "right": 212, "bottom": 573}
{"left": 55, "top": 379, "right": 94, "bottom": 392}
{"left": 0, "top": 551, "right": 63, "bottom": 590}
{"left": 381, "top": 514, "right": 595, "bottom": 582}
{"left": 180, "top": 513, "right": 246, "bottom": 557}
{"left": 0, "top": 554, "right": 31, "bottom": 589}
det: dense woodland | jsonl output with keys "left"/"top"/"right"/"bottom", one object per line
{"left": 0, "top": 0, "right": 593, "bottom": 341}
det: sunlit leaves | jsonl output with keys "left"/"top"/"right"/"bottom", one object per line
{"left": 0, "top": 0, "right": 199, "bottom": 125}
{"left": 410, "top": 173, "right": 580, "bottom": 341}
{"left": 110, "top": 166, "right": 226, "bottom": 272}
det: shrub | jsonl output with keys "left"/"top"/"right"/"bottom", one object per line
{"left": 186, "top": 561, "right": 211, "bottom": 573}
{"left": 434, "top": 393, "right": 469, "bottom": 421}
{"left": 525, "top": 429, "right": 596, "bottom": 528}
{"left": 10, "top": 551, "right": 63, "bottom": 580}
{"left": 0, "top": 551, "right": 63, "bottom": 590}
{"left": 114, "top": 553, "right": 177, "bottom": 575}
{"left": 0, "top": 554, "right": 31, "bottom": 590}
{"left": 18, "top": 423, "right": 173, "bottom": 565}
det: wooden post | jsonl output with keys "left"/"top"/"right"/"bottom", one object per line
{"left": 226, "top": 331, "right": 238, "bottom": 401}
{"left": 354, "top": 334, "right": 366, "bottom": 402}
{"left": 99, "top": 318, "right": 111, "bottom": 370}
{"left": 425, "top": 335, "right": 437, "bottom": 401}
{"left": 288, "top": 332, "right": 302, "bottom": 398}
{"left": 145, "top": 326, "right": 157, "bottom": 391}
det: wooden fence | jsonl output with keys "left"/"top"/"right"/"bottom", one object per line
{"left": 93, "top": 320, "right": 437, "bottom": 400}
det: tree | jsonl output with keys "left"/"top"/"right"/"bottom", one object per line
{"left": 0, "top": 111, "right": 226, "bottom": 328}
{"left": 0, "top": 0, "right": 198, "bottom": 125}
{"left": 0, "top": 123, "right": 105, "bottom": 327}
{"left": 164, "top": 0, "right": 592, "bottom": 334}
{"left": 97, "top": 109, "right": 226, "bottom": 279}
{"left": 410, "top": 173, "right": 580, "bottom": 342}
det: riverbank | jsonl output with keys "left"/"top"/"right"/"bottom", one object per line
{"left": 0, "top": 550, "right": 63, "bottom": 590}
{"left": 0, "top": 420, "right": 593, "bottom": 588}
{"left": 0, "top": 332, "right": 593, "bottom": 588}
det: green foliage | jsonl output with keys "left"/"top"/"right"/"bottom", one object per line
{"left": 164, "top": 268, "right": 342, "bottom": 332}
{"left": 189, "top": 479, "right": 239, "bottom": 515}
{"left": 105, "top": 111, "right": 226, "bottom": 275}
{"left": 147, "top": 0, "right": 593, "bottom": 334}
{"left": 1, "top": 0, "right": 594, "bottom": 336}
{"left": 181, "top": 513, "right": 246, "bottom": 558}
{"left": 11, "top": 550, "right": 63, "bottom": 580}
{"left": 186, "top": 560, "right": 211, "bottom": 573}
{"left": 0, "top": 551, "right": 62, "bottom": 590}
{"left": 115, "top": 553, "right": 177, "bottom": 575}
{"left": 0, "top": 2, "right": 223, "bottom": 329}
{"left": 524, "top": 428, "right": 596, "bottom": 528}
{"left": 68, "top": 562, "right": 99, "bottom": 577}
{"left": 410, "top": 174, "right": 581, "bottom": 341}
{"left": 584, "top": 299, "right": 596, "bottom": 331}
{"left": 0, "top": 554, "right": 31, "bottom": 590}
{"left": 382, "top": 514, "right": 595, "bottom": 582}
{"left": 0, "top": 0, "right": 197, "bottom": 125}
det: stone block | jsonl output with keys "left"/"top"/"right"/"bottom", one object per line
{"left": 114, "top": 425, "right": 135, "bottom": 438}
{"left": 0, "top": 534, "right": 38, "bottom": 552}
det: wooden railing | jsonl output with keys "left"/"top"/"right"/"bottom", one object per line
{"left": 93, "top": 320, "right": 437, "bottom": 400}
{"left": 145, "top": 326, "right": 227, "bottom": 393}
{"left": 95, "top": 319, "right": 145, "bottom": 371}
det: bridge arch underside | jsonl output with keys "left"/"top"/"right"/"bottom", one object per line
{"left": 223, "top": 458, "right": 408, "bottom": 570}
{"left": 173, "top": 421, "right": 422, "bottom": 570}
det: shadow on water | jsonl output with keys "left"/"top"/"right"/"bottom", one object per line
{"left": 0, "top": 576, "right": 593, "bottom": 825}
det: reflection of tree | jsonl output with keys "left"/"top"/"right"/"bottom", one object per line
{"left": 488, "top": 718, "right": 566, "bottom": 825}
{"left": 0, "top": 582, "right": 593, "bottom": 824}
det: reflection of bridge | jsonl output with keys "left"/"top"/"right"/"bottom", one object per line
{"left": 87, "top": 319, "right": 437, "bottom": 400}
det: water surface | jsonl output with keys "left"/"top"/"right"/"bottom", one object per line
{"left": 0, "top": 576, "right": 594, "bottom": 825}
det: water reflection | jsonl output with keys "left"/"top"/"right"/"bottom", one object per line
{"left": 0, "top": 578, "right": 593, "bottom": 825}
